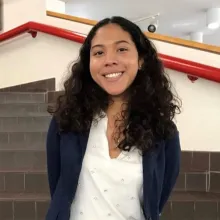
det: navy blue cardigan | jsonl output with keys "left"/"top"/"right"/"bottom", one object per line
{"left": 46, "top": 117, "right": 181, "bottom": 220}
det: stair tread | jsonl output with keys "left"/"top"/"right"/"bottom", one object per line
{"left": 0, "top": 148, "right": 45, "bottom": 152}
{"left": 0, "top": 169, "right": 46, "bottom": 173}
{"left": 0, "top": 92, "right": 47, "bottom": 94}
{"left": 170, "top": 191, "right": 220, "bottom": 201}
{"left": 0, "top": 192, "right": 50, "bottom": 201}
{"left": 0, "top": 131, "right": 47, "bottom": 133}
{"left": 0, "top": 103, "right": 48, "bottom": 105}
{"left": 0, "top": 146, "right": 46, "bottom": 151}
{"left": 0, "top": 131, "right": 47, "bottom": 134}
{"left": 0, "top": 129, "right": 49, "bottom": 132}
{"left": 0, "top": 168, "right": 47, "bottom": 173}
{"left": 0, "top": 113, "right": 50, "bottom": 117}
{"left": 0, "top": 115, "right": 51, "bottom": 118}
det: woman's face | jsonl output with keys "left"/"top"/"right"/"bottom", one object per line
{"left": 90, "top": 24, "right": 142, "bottom": 98}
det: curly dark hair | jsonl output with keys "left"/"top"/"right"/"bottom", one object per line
{"left": 49, "top": 16, "right": 181, "bottom": 154}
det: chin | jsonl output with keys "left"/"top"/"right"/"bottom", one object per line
{"left": 106, "top": 89, "right": 127, "bottom": 98}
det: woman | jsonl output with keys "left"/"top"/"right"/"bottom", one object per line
{"left": 46, "top": 16, "right": 181, "bottom": 220}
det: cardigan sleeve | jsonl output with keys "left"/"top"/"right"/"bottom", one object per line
{"left": 159, "top": 129, "right": 181, "bottom": 214}
{"left": 46, "top": 117, "right": 61, "bottom": 198}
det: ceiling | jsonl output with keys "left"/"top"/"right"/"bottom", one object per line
{"left": 63, "top": 0, "right": 220, "bottom": 46}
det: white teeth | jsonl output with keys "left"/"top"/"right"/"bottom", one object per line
{"left": 105, "top": 72, "right": 122, "bottom": 78}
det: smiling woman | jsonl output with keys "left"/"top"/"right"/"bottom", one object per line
{"left": 90, "top": 24, "right": 141, "bottom": 96}
{"left": 46, "top": 16, "right": 181, "bottom": 220}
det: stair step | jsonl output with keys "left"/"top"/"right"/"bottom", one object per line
{"left": 0, "top": 103, "right": 49, "bottom": 117}
{"left": 0, "top": 131, "right": 47, "bottom": 150}
{"left": 0, "top": 116, "right": 52, "bottom": 132}
{"left": 0, "top": 150, "right": 46, "bottom": 171}
{"left": 0, "top": 171, "right": 48, "bottom": 194}
{"left": 0, "top": 170, "right": 46, "bottom": 173}
{"left": 0, "top": 192, "right": 50, "bottom": 201}
{"left": 0, "top": 112, "right": 50, "bottom": 117}
{"left": 0, "top": 193, "right": 50, "bottom": 220}
{"left": 161, "top": 192, "right": 220, "bottom": 220}
{"left": 0, "top": 92, "right": 47, "bottom": 104}
{"left": 170, "top": 191, "right": 220, "bottom": 201}
{"left": 0, "top": 92, "right": 51, "bottom": 220}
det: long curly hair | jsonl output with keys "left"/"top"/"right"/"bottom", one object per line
{"left": 49, "top": 16, "right": 181, "bottom": 154}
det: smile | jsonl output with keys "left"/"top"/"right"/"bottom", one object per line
{"left": 104, "top": 72, "right": 123, "bottom": 78}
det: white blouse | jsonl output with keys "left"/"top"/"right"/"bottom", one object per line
{"left": 70, "top": 115, "right": 145, "bottom": 220}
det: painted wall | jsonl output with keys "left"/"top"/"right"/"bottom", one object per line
{"left": 2, "top": 0, "right": 46, "bottom": 31}
{"left": 169, "top": 69, "right": 220, "bottom": 152}
{"left": 46, "top": 0, "right": 65, "bottom": 13}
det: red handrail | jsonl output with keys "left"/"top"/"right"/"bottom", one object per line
{"left": 0, "top": 21, "right": 85, "bottom": 43}
{"left": 0, "top": 21, "right": 220, "bottom": 83}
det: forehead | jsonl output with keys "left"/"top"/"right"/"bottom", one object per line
{"left": 91, "top": 24, "right": 133, "bottom": 46}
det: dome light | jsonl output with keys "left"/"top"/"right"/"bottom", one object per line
{"left": 207, "top": 8, "right": 220, "bottom": 30}
{"left": 190, "top": 32, "right": 203, "bottom": 43}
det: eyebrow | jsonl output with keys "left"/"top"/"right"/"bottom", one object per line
{"left": 91, "top": 40, "right": 130, "bottom": 49}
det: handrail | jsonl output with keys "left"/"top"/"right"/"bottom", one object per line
{"left": 0, "top": 22, "right": 85, "bottom": 44}
{"left": 0, "top": 21, "right": 220, "bottom": 83}
{"left": 47, "top": 10, "right": 220, "bottom": 55}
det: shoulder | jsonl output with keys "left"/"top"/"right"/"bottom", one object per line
{"left": 165, "top": 122, "right": 180, "bottom": 146}
{"left": 154, "top": 122, "right": 181, "bottom": 158}
{"left": 164, "top": 123, "right": 181, "bottom": 160}
{"left": 48, "top": 116, "right": 82, "bottom": 138}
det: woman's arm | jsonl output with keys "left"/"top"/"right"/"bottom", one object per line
{"left": 159, "top": 129, "right": 181, "bottom": 214}
{"left": 46, "top": 117, "right": 61, "bottom": 198}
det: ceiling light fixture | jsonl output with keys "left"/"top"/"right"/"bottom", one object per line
{"left": 132, "top": 13, "right": 160, "bottom": 33}
{"left": 190, "top": 32, "right": 203, "bottom": 43}
{"left": 207, "top": 8, "right": 220, "bottom": 30}
{"left": 148, "top": 20, "right": 159, "bottom": 33}
{"left": 132, "top": 13, "right": 160, "bottom": 23}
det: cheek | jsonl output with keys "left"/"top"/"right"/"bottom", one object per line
{"left": 126, "top": 58, "right": 139, "bottom": 75}
{"left": 89, "top": 59, "right": 99, "bottom": 80}
{"left": 122, "top": 52, "right": 139, "bottom": 69}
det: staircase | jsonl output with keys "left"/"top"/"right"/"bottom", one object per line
{"left": 0, "top": 91, "right": 51, "bottom": 220}
{"left": 161, "top": 151, "right": 220, "bottom": 220}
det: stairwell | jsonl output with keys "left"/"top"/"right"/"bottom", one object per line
{"left": 0, "top": 91, "right": 51, "bottom": 220}
{"left": 0, "top": 79, "right": 54, "bottom": 220}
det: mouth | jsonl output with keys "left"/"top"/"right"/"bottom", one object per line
{"left": 103, "top": 72, "right": 124, "bottom": 80}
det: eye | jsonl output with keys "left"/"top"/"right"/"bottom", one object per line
{"left": 118, "top": 48, "right": 128, "bottom": 52}
{"left": 94, "top": 51, "right": 104, "bottom": 56}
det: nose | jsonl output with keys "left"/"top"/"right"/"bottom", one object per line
{"left": 104, "top": 52, "right": 118, "bottom": 66}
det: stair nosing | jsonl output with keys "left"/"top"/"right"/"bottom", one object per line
{"left": 0, "top": 170, "right": 47, "bottom": 173}
{"left": 0, "top": 149, "right": 45, "bottom": 152}
{"left": 0, "top": 115, "right": 51, "bottom": 118}
{"left": 0, "top": 103, "right": 48, "bottom": 105}
{"left": 0, "top": 131, "right": 47, "bottom": 134}
{"left": 0, "top": 92, "right": 47, "bottom": 94}
{"left": 0, "top": 114, "right": 50, "bottom": 117}
{"left": 0, "top": 192, "right": 50, "bottom": 201}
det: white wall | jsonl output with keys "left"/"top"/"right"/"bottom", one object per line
{"left": 170, "top": 69, "right": 220, "bottom": 152}
{"left": 2, "top": 0, "right": 46, "bottom": 32}
{"left": 154, "top": 41, "right": 220, "bottom": 69}
{"left": 1, "top": 0, "right": 220, "bottom": 152}
{"left": 46, "top": 0, "right": 65, "bottom": 13}
{"left": 2, "top": 0, "right": 92, "bottom": 36}
{"left": 0, "top": 32, "right": 80, "bottom": 90}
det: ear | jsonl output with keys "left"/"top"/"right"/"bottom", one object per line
{"left": 138, "top": 58, "right": 144, "bottom": 70}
